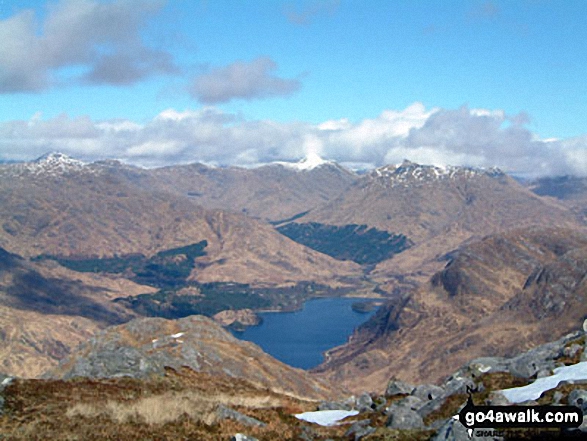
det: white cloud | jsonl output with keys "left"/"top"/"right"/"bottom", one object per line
{"left": 0, "top": 0, "right": 175, "bottom": 92}
{"left": 1, "top": 103, "right": 586, "bottom": 177}
{"left": 189, "top": 57, "right": 301, "bottom": 104}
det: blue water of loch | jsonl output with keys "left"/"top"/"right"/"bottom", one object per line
{"left": 230, "top": 297, "right": 377, "bottom": 370}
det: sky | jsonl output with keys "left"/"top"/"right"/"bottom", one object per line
{"left": 0, "top": 0, "right": 586, "bottom": 177}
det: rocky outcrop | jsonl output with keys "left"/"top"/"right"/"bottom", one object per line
{"left": 213, "top": 309, "right": 261, "bottom": 328}
{"left": 45, "top": 315, "right": 338, "bottom": 401}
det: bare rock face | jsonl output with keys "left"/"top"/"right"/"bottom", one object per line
{"left": 46, "top": 315, "right": 338, "bottom": 401}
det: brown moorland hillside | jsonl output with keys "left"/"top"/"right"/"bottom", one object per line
{"left": 315, "top": 227, "right": 587, "bottom": 392}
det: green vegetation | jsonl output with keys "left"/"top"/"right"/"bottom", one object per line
{"left": 34, "top": 241, "right": 355, "bottom": 319}
{"left": 277, "top": 222, "right": 411, "bottom": 265}
{"left": 114, "top": 281, "right": 349, "bottom": 319}
{"left": 35, "top": 241, "right": 207, "bottom": 289}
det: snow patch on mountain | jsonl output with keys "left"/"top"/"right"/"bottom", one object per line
{"left": 272, "top": 152, "right": 333, "bottom": 171}
{"left": 1, "top": 152, "right": 88, "bottom": 177}
{"left": 370, "top": 160, "right": 503, "bottom": 187}
{"left": 500, "top": 361, "right": 587, "bottom": 403}
{"left": 294, "top": 409, "right": 359, "bottom": 426}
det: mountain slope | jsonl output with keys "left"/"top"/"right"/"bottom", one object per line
{"left": 0, "top": 154, "right": 361, "bottom": 286}
{"left": 297, "top": 160, "right": 581, "bottom": 276}
{"left": 0, "top": 246, "right": 149, "bottom": 377}
{"left": 315, "top": 227, "right": 587, "bottom": 392}
{"left": 150, "top": 154, "right": 357, "bottom": 222}
{"left": 529, "top": 175, "right": 587, "bottom": 224}
{"left": 47, "top": 315, "right": 338, "bottom": 401}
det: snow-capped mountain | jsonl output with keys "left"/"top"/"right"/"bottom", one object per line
{"left": 369, "top": 160, "right": 504, "bottom": 188}
{"left": 270, "top": 152, "right": 335, "bottom": 171}
{"left": 3, "top": 152, "right": 87, "bottom": 177}
{"left": 295, "top": 159, "right": 578, "bottom": 265}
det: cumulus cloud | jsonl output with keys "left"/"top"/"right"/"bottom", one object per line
{"left": 1, "top": 103, "right": 586, "bottom": 177}
{"left": 0, "top": 0, "right": 176, "bottom": 92}
{"left": 189, "top": 57, "right": 301, "bottom": 104}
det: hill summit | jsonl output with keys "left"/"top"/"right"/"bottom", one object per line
{"left": 369, "top": 160, "right": 503, "bottom": 188}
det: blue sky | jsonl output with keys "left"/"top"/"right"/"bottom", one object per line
{"left": 0, "top": 0, "right": 586, "bottom": 176}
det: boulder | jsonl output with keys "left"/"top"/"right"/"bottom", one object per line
{"left": 355, "top": 393, "right": 374, "bottom": 412}
{"left": 385, "top": 379, "right": 415, "bottom": 396}
{"left": 318, "top": 397, "right": 355, "bottom": 411}
{"left": 467, "top": 357, "right": 510, "bottom": 376}
{"left": 442, "top": 374, "right": 477, "bottom": 396}
{"left": 345, "top": 419, "right": 376, "bottom": 441}
{"left": 563, "top": 344, "right": 582, "bottom": 359}
{"left": 389, "top": 395, "right": 424, "bottom": 412}
{"left": 412, "top": 384, "right": 445, "bottom": 401}
{"left": 386, "top": 405, "right": 425, "bottom": 430}
{"left": 216, "top": 405, "right": 266, "bottom": 428}
{"left": 568, "top": 389, "right": 587, "bottom": 414}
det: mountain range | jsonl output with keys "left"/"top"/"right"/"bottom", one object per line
{"left": 1, "top": 151, "right": 587, "bottom": 409}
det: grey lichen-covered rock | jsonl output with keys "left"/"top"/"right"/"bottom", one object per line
{"left": 298, "top": 426, "right": 318, "bottom": 441}
{"left": 345, "top": 419, "right": 376, "bottom": 440}
{"left": 431, "top": 417, "right": 473, "bottom": 441}
{"left": 44, "top": 316, "right": 335, "bottom": 401}
{"left": 568, "top": 389, "right": 587, "bottom": 413}
{"left": 355, "top": 392, "right": 374, "bottom": 412}
{"left": 508, "top": 354, "right": 556, "bottom": 379}
{"left": 318, "top": 397, "right": 355, "bottom": 411}
{"left": 385, "top": 379, "right": 415, "bottom": 396}
{"left": 216, "top": 405, "right": 266, "bottom": 427}
{"left": 442, "top": 374, "right": 477, "bottom": 396}
{"left": 389, "top": 395, "right": 424, "bottom": 412}
{"left": 386, "top": 405, "right": 425, "bottom": 430}
{"left": 372, "top": 395, "right": 387, "bottom": 412}
{"left": 467, "top": 357, "right": 510, "bottom": 376}
{"left": 412, "top": 384, "right": 445, "bottom": 401}
{"left": 231, "top": 434, "right": 259, "bottom": 441}
{"left": 507, "top": 334, "right": 582, "bottom": 379}
{"left": 563, "top": 344, "right": 582, "bottom": 359}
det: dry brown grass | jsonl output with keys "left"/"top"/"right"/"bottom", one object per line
{"left": 65, "top": 390, "right": 284, "bottom": 426}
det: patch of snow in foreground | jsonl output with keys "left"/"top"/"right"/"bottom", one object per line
{"left": 294, "top": 410, "right": 359, "bottom": 426}
{"left": 500, "top": 361, "right": 587, "bottom": 403}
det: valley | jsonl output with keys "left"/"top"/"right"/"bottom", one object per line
{"left": 1, "top": 153, "right": 587, "bottom": 439}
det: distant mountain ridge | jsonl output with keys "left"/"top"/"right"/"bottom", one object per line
{"left": 0, "top": 152, "right": 358, "bottom": 223}
{"left": 368, "top": 160, "right": 503, "bottom": 188}
{"left": 297, "top": 159, "right": 582, "bottom": 282}
{"left": 0, "top": 153, "right": 361, "bottom": 286}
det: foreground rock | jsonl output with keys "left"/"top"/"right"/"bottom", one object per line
{"left": 45, "top": 315, "right": 337, "bottom": 401}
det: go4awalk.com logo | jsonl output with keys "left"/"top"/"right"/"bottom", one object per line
{"left": 453, "top": 395, "right": 582, "bottom": 438}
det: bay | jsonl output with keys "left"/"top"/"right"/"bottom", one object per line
{"left": 231, "top": 297, "right": 378, "bottom": 370}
